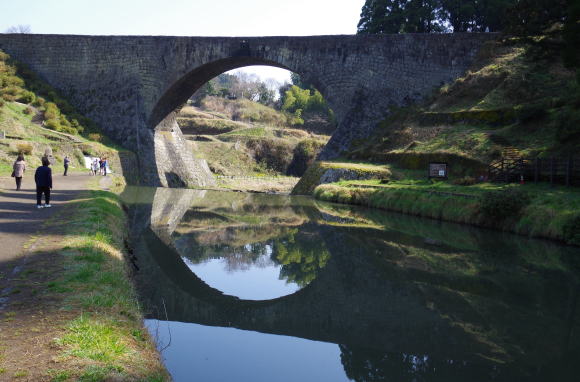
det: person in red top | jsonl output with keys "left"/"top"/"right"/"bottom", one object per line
{"left": 34, "top": 156, "right": 53, "bottom": 209}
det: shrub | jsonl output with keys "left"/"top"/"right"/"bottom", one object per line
{"left": 479, "top": 187, "right": 531, "bottom": 221}
{"left": 452, "top": 176, "right": 477, "bottom": 186}
{"left": 554, "top": 105, "right": 580, "bottom": 143}
{"left": 1, "top": 93, "right": 16, "bottom": 102}
{"left": 44, "top": 119, "right": 61, "bottom": 131}
{"left": 88, "top": 133, "right": 103, "bottom": 142}
{"left": 16, "top": 90, "right": 35, "bottom": 104}
{"left": 516, "top": 103, "right": 547, "bottom": 123}
{"left": 22, "top": 106, "right": 34, "bottom": 115}
{"left": 246, "top": 138, "right": 294, "bottom": 173}
{"left": 288, "top": 139, "right": 325, "bottom": 176}
{"left": 563, "top": 215, "right": 580, "bottom": 245}
{"left": 32, "top": 96, "right": 45, "bottom": 107}
{"left": 43, "top": 102, "right": 60, "bottom": 120}
{"left": 16, "top": 142, "right": 33, "bottom": 155}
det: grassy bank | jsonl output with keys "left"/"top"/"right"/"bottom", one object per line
{"left": 0, "top": 185, "right": 169, "bottom": 381}
{"left": 314, "top": 180, "right": 580, "bottom": 245}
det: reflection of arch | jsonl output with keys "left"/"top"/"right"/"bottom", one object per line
{"left": 136, "top": 224, "right": 495, "bottom": 361}
{"left": 129, "top": 190, "right": 580, "bottom": 375}
{"left": 144, "top": 226, "right": 315, "bottom": 307}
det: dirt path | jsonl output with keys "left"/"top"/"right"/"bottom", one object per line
{"left": 0, "top": 172, "right": 97, "bottom": 294}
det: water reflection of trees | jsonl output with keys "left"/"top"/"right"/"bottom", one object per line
{"left": 174, "top": 219, "right": 330, "bottom": 287}
{"left": 273, "top": 229, "right": 330, "bottom": 287}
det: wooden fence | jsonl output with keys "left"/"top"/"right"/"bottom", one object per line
{"left": 489, "top": 155, "right": 580, "bottom": 186}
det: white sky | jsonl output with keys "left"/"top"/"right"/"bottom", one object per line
{"left": 1, "top": 0, "right": 366, "bottom": 84}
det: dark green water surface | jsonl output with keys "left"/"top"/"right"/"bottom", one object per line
{"left": 122, "top": 187, "right": 580, "bottom": 382}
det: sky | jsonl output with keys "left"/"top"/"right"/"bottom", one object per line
{"left": 0, "top": 0, "right": 366, "bottom": 84}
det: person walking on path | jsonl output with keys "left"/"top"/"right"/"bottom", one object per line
{"left": 91, "top": 158, "right": 99, "bottom": 176}
{"left": 63, "top": 155, "right": 70, "bottom": 176}
{"left": 35, "top": 156, "right": 53, "bottom": 209}
{"left": 12, "top": 154, "right": 26, "bottom": 191}
{"left": 102, "top": 157, "right": 108, "bottom": 176}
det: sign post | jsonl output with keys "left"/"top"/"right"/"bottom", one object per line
{"left": 428, "top": 162, "right": 448, "bottom": 179}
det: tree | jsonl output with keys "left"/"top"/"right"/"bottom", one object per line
{"left": 357, "top": 0, "right": 522, "bottom": 34}
{"left": 563, "top": 0, "right": 580, "bottom": 71}
{"left": 358, "top": 0, "right": 445, "bottom": 34}
{"left": 5, "top": 25, "right": 31, "bottom": 34}
{"left": 506, "top": 0, "right": 567, "bottom": 34}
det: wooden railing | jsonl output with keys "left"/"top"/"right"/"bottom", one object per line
{"left": 488, "top": 151, "right": 579, "bottom": 186}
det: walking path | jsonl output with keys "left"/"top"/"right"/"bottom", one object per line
{"left": 0, "top": 172, "right": 92, "bottom": 268}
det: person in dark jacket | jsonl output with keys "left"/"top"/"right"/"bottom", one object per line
{"left": 63, "top": 155, "right": 70, "bottom": 176}
{"left": 35, "top": 156, "right": 53, "bottom": 209}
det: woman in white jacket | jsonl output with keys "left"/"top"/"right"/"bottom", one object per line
{"left": 12, "top": 154, "right": 26, "bottom": 190}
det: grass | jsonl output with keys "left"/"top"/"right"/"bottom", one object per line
{"left": 352, "top": 38, "right": 579, "bottom": 164}
{"left": 221, "top": 126, "right": 271, "bottom": 138}
{"left": 292, "top": 160, "right": 391, "bottom": 195}
{"left": 36, "top": 189, "right": 169, "bottom": 381}
{"left": 313, "top": 178, "right": 580, "bottom": 245}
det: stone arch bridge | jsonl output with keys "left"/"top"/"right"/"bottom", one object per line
{"left": 0, "top": 33, "right": 496, "bottom": 186}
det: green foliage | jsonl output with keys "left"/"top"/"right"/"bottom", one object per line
{"left": 563, "top": 0, "right": 580, "bottom": 70}
{"left": 554, "top": 102, "right": 580, "bottom": 143}
{"left": 357, "top": 0, "right": 571, "bottom": 34}
{"left": 88, "top": 133, "right": 103, "bottom": 142}
{"left": 479, "top": 187, "right": 531, "bottom": 221}
{"left": 0, "top": 49, "right": 98, "bottom": 138}
{"left": 506, "top": 0, "right": 567, "bottom": 35}
{"left": 274, "top": 230, "right": 330, "bottom": 287}
{"left": 246, "top": 138, "right": 295, "bottom": 173}
{"left": 563, "top": 215, "right": 580, "bottom": 245}
{"left": 288, "top": 139, "right": 325, "bottom": 176}
{"left": 16, "top": 90, "right": 35, "bottom": 104}
{"left": 452, "top": 176, "right": 477, "bottom": 186}
{"left": 280, "top": 85, "right": 332, "bottom": 126}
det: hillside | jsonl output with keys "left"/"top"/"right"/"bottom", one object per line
{"left": 0, "top": 50, "right": 131, "bottom": 179}
{"left": 177, "top": 96, "right": 330, "bottom": 179}
{"left": 349, "top": 36, "right": 580, "bottom": 164}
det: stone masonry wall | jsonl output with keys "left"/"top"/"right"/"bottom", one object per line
{"left": 0, "top": 33, "right": 498, "bottom": 186}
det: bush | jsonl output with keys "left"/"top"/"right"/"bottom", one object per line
{"left": 88, "top": 133, "right": 103, "bottom": 142}
{"left": 479, "top": 187, "right": 531, "bottom": 221}
{"left": 246, "top": 138, "right": 294, "bottom": 173}
{"left": 563, "top": 215, "right": 580, "bottom": 245}
{"left": 32, "top": 96, "right": 45, "bottom": 107}
{"left": 554, "top": 105, "right": 580, "bottom": 143}
{"left": 16, "top": 142, "right": 33, "bottom": 155}
{"left": 16, "top": 90, "right": 35, "bottom": 104}
{"left": 22, "top": 106, "right": 34, "bottom": 115}
{"left": 452, "top": 176, "right": 477, "bottom": 186}
{"left": 287, "top": 139, "right": 325, "bottom": 176}
{"left": 44, "top": 119, "right": 61, "bottom": 131}
{"left": 43, "top": 102, "right": 60, "bottom": 120}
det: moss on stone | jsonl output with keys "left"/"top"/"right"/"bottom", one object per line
{"left": 291, "top": 161, "right": 391, "bottom": 195}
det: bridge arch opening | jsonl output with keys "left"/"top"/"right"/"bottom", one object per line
{"left": 150, "top": 59, "right": 337, "bottom": 184}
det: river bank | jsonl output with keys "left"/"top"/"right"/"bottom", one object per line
{"left": 0, "top": 174, "right": 168, "bottom": 381}
{"left": 313, "top": 180, "right": 580, "bottom": 246}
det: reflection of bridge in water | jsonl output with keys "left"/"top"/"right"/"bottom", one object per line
{"left": 124, "top": 187, "right": 580, "bottom": 379}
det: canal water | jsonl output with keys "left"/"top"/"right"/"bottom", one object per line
{"left": 121, "top": 187, "right": 580, "bottom": 382}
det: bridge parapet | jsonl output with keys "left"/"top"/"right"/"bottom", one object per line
{"left": 0, "top": 33, "right": 498, "bottom": 186}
